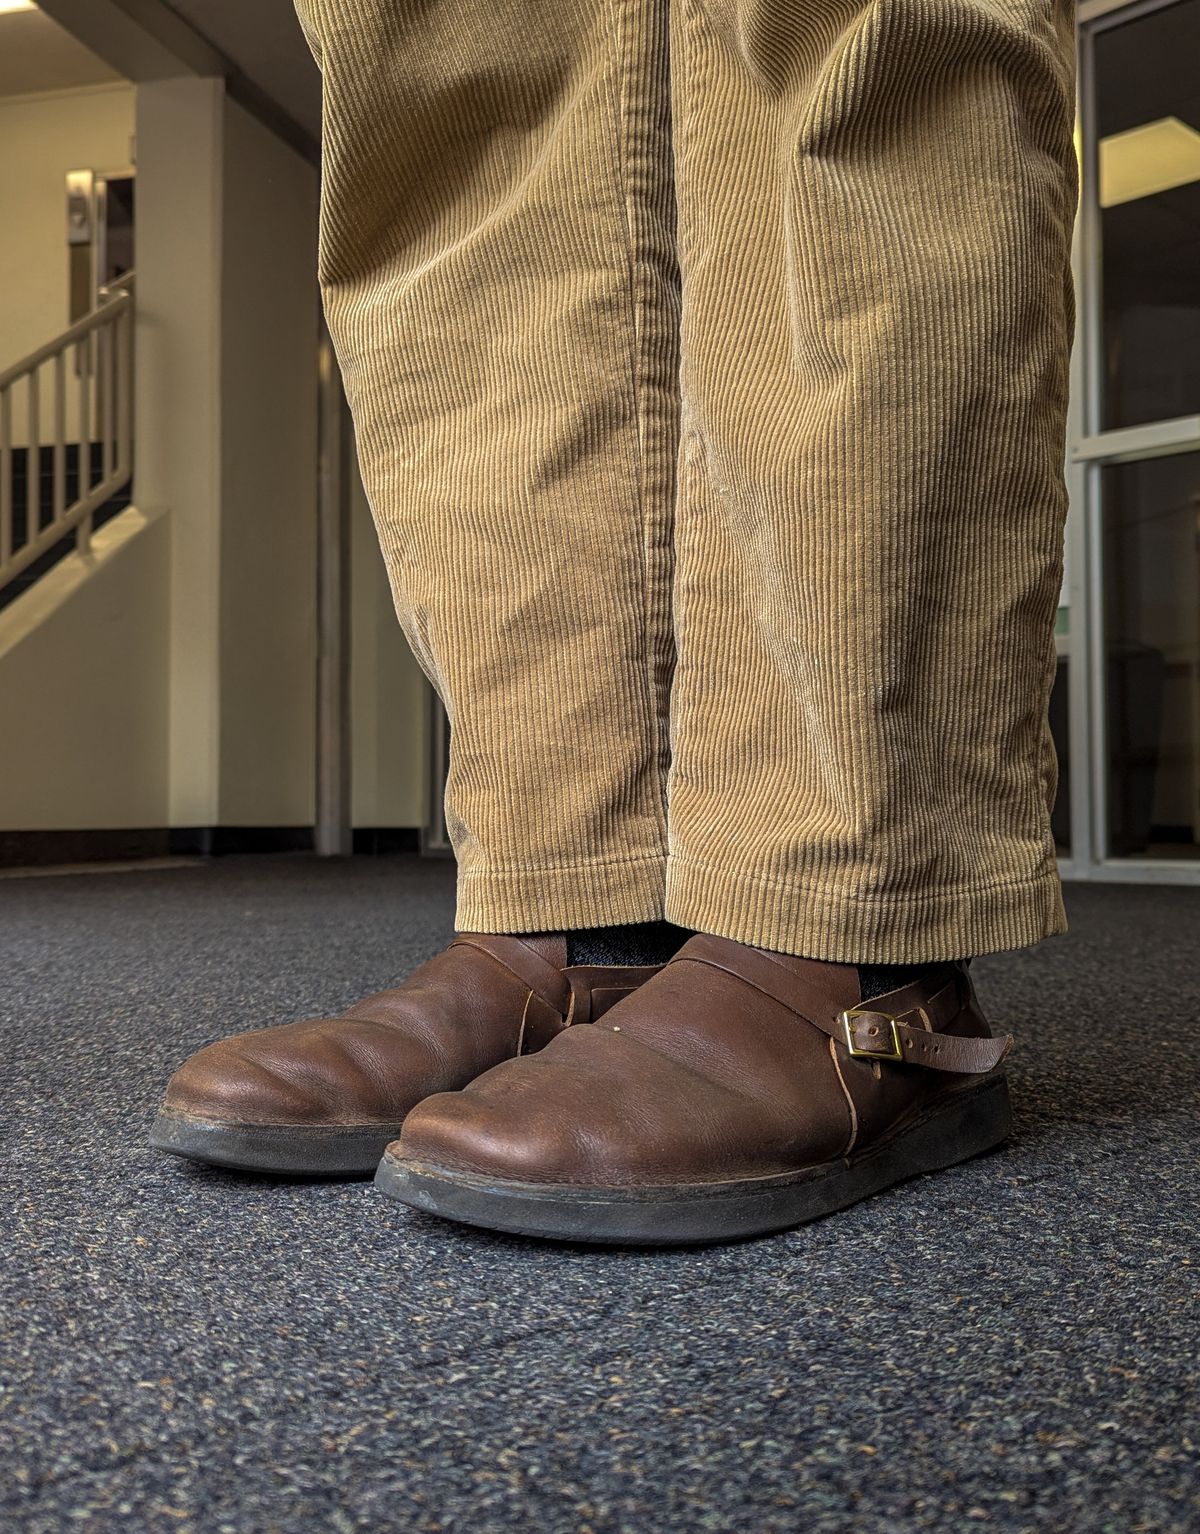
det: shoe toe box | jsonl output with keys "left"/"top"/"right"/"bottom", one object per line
{"left": 159, "top": 1019, "right": 404, "bottom": 1127}
{"left": 396, "top": 1075, "right": 589, "bottom": 1183}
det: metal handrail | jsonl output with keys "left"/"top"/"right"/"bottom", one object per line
{"left": 0, "top": 293, "right": 130, "bottom": 393}
{"left": 98, "top": 268, "right": 136, "bottom": 305}
{"left": 0, "top": 285, "right": 134, "bottom": 593}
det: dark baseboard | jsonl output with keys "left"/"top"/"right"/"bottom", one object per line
{"left": 172, "top": 828, "right": 422, "bottom": 857}
{"left": 168, "top": 827, "right": 316, "bottom": 857}
{"left": 0, "top": 827, "right": 424, "bottom": 868}
{"left": 353, "top": 827, "right": 422, "bottom": 855}
{"left": 0, "top": 828, "right": 171, "bottom": 868}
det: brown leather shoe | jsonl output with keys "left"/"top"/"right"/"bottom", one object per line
{"left": 150, "top": 934, "right": 659, "bottom": 1175}
{"left": 376, "top": 933, "right": 1013, "bottom": 1243}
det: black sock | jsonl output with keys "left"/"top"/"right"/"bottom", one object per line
{"left": 565, "top": 921, "right": 693, "bottom": 967}
{"left": 546, "top": 922, "right": 967, "bottom": 988}
{"left": 856, "top": 958, "right": 970, "bottom": 1002}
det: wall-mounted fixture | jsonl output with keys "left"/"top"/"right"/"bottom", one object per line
{"left": 65, "top": 169, "right": 95, "bottom": 326}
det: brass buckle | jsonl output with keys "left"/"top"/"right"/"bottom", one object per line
{"left": 839, "top": 1008, "right": 904, "bottom": 1062}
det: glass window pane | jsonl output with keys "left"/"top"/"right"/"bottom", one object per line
{"left": 1094, "top": 0, "right": 1200, "bottom": 430}
{"left": 1103, "top": 451, "right": 1200, "bottom": 859}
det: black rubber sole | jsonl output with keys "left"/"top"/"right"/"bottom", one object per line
{"left": 150, "top": 1109, "right": 400, "bottom": 1175}
{"left": 374, "top": 1078, "right": 1012, "bottom": 1245}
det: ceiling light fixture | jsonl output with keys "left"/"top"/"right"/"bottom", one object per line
{"left": 1100, "top": 115, "right": 1200, "bottom": 207}
{"left": 0, "top": 0, "right": 38, "bottom": 13}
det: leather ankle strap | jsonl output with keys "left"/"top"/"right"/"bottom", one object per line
{"left": 678, "top": 938, "right": 1011, "bottom": 1075}
{"left": 452, "top": 934, "right": 570, "bottom": 1014}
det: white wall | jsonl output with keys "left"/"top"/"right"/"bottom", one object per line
{"left": 217, "top": 96, "right": 319, "bottom": 826}
{"left": 0, "top": 507, "right": 168, "bottom": 828}
{"left": 1, "top": 73, "right": 427, "bottom": 838}
{"left": 135, "top": 78, "right": 322, "bottom": 829}
{"left": 134, "top": 75, "right": 223, "bottom": 827}
{"left": 0, "top": 82, "right": 134, "bottom": 447}
{"left": 136, "top": 77, "right": 425, "bottom": 833}
{"left": 0, "top": 82, "right": 134, "bottom": 367}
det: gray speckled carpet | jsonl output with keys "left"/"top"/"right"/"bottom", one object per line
{"left": 2, "top": 856, "right": 1198, "bottom": 1533}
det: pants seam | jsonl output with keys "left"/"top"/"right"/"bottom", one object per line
{"left": 606, "top": 0, "right": 669, "bottom": 848}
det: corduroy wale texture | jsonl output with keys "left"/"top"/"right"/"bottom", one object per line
{"left": 295, "top": 0, "right": 1079, "bottom": 963}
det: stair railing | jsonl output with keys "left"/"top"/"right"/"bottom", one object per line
{"left": 0, "top": 272, "right": 135, "bottom": 594}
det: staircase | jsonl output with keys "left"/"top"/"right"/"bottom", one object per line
{"left": 0, "top": 277, "right": 135, "bottom": 612}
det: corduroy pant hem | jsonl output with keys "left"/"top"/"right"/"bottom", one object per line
{"left": 455, "top": 852, "right": 667, "bottom": 935}
{"left": 663, "top": 854, "right": 1068, "bottom": 964}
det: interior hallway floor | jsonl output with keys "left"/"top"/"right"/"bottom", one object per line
{"left": 3, "top": 855, "right": 1198, "bottom": 1533}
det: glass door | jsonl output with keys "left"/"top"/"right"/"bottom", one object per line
{"left": 1063, "top": 0, "right": 1200, "bottom": 882}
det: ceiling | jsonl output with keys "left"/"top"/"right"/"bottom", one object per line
{"left": 0, "top": 9, "right": 122, "bottom": 97}
{"left": 162, "top": 0, "right": 320, "bottom": 140}
{"left": 1, "top": 0, "right": 319, "bottom": 146}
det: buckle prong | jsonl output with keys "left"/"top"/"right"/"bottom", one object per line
{"left": 839, "top": 1007, "right": 904, "bottom": 1062}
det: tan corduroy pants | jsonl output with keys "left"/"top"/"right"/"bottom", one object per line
{"left": 295, "top": 0, "right": 1078, "bottom": 962}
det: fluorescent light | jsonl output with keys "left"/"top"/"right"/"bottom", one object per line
{"left": 1100, "top": 116, "right": 1200, "bottom": 208}
{"left": 0, "top": 1, "right": 37, "bottom": 13}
